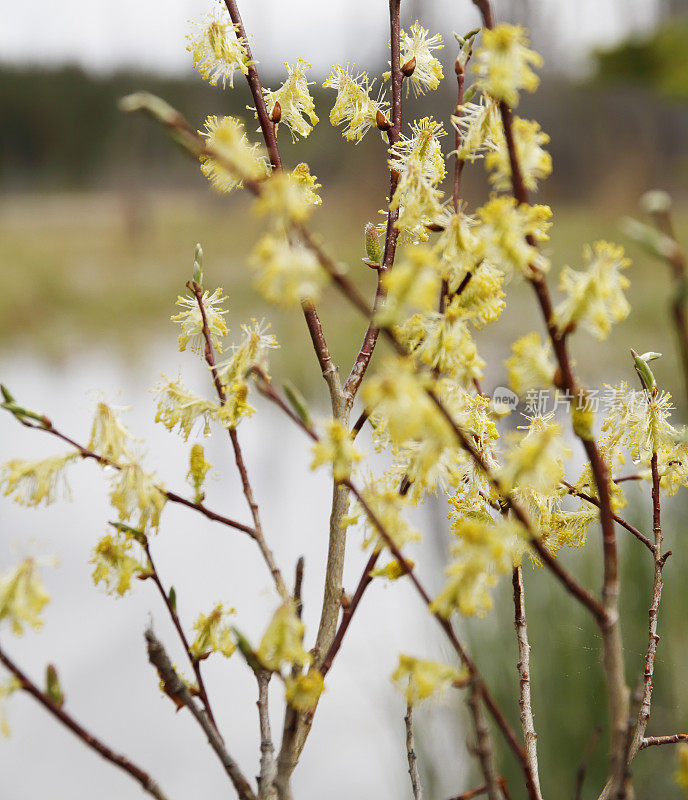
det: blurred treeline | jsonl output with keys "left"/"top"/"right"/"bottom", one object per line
{"left": 2, "top": 50, "right": 688, "bottom": 207}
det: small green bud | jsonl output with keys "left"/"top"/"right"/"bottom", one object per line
{"left": 463, "top": 84, "right": 478, "bottom": 104}
{"left": 168, "top": 586, "right": 177, "bottom": 615}
{"left": 45, "top": 664, "right": 64, "bottom": 708}
{"left": 364, "top": 222, "right": 383, "bottom": 266}
{"left": 631, "top": 348, "right": 657, "bottom": 392}
{"left": 231, "top": 626, "right": 262, "bottom": 673}
{"left": 283, "top": 382, "right": 313, "bottom": 429}
{"left": 119, "top": 92, "right": 179, "bottom": 125}
{"left": 108, "top": 521, "right": 147, "bottom": 545}
{"left": 640, "top": 352, "right": 662, "bottom": 362}
{"left": 193, "top": 243, "right": 204, "bottom": 286}
{"left": 455, "top": 27, "right": 479, "bottom": 69}
{"left": 1, "top": 384, "right": 14, "bottom": 403}
{"left": 620, "top": 217, "right": 677, "bottom": 261}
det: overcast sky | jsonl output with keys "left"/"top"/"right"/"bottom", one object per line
{"left": 0, "top": 0, "right": 663, "bottom": 78}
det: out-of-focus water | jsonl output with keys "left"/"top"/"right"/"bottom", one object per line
{"left": 0, "top": 347, "right": 469, "bottom": 799}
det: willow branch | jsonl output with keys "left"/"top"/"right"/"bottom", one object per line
{"left": 343, "top": 0, "right": 404, "bottom": 406}
{"left": 342, "top": 480, "right": 537, "bottom": 798}
{"left": 222, "top": 0, "right": 280, "bottom": 170}
{"left": 573, "top": 724, "right": 603, "bottom": 800}
{"left": 320, "top": 550, "right": 380, "bottom": 678}
{"left": 405, "top": 702, "right": 425, "bottom": 800}
{"left": 257, "top": 671, "right": 277, "bottom": 800}
{"left": 471, "top": 3, "right": 629, "bottom": 785}
{"left": 252, "top": 377, "right": 536, "bottom": 794}
{"left": 562, "top": 480, "right": 654, "bottom": 552}
{"left": 467, "top": 682, "right": 503, "bottom": 800}
{"left": 640, "top": 734, "right": 688, "bottom": 749}
{"left": 145, "top": 627, "right": 257, "bottom": 800}
{"left": 275, "top": 560, "right": 304, "bottom": 800}
{"left": 2, "top": 407, "right": 256, "bottom": 537}
{"left": 629, "top": 451, "right": 668, "bottom": 758}
{"left": 0, "top": 643, "right": 169, "bottom": 800}
{"left": 645, "top": 203, "right": 688, "bottom": 405}
{"left": 512, "top": 567, "right": 542, "bottom": 800}
{"left": 190, "top": 282, "right": 287, "bottom": 598}
{"left": 143, "top": 538, "right": 219, "bottom": 734}
{"left": 221, "top": 0, "right": 338, "bottom": 397}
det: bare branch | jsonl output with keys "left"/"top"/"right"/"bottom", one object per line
{"left": 190, "top": 282, "right": 287, "bottom": 598}
{"left": 630, "top": 452, "right": 668, "bottom": 758}
{"left": 0, "top": 643, "right": 169, "bottom": 800}
{"left": 562, "top": 481, "right": 654, "bottom": 552}
{"left": 512, "top": 567, "right": 542, "bottom": 800}
{"left": 466, "top": 683, "right": 503, "bottom": 800}
{"left": 257, "top": 671, "right": 277, "bottom": 800}
{"left": 145, "top": 627, "right": 257, "bottom": 800}
{"left": 640, "top": 734, "right": 688, "bottom": 749}
{"left": 2, "top": 408, "right": 256, "bottom": 538}
{"left": 573, "top": 724, "right": 603, "bottom": 800}
{"left": 471, "top": 3, "right": 630, "bottom": 785}
{"left": 405, "top": 702, "right": 424, "bottom": 800}
{"left": 143, "top": 537, "right": 220, "bottom": 733}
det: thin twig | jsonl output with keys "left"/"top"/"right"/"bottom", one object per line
{"left": 342, "top": 0, "right": 404, "bottom": 405}
{"left": 646, "top": 205, "right": 688, "bottom": 405}
{"left": 275, "top": 560, "right": 305, "bottom": 800}
{"left": 220, "top": 0, "right": 338, "bottom": 399}
{"left": 341, "top": 480, "right": 537, "bottom": 798}
{"left": 472, "top": 5, "right": 630, "bottom": 785}
{"left": 562, "top": 481, "right": 654, "bottom": 552}
{"left": 145, "top": 627, "right": 257, "bottom": 800}
{"left": 448, "top": 778, "right": 511, "bottom": 800}
{"left": 190, "top": 282, "right": 287, "bottom": 598}
{"left": 320, "top": 550, "right": 380, "bottom": 678}
{"left": 467, "top": 682, "right": 503, "bottom": 800}
{"left": 2, "top": 410, "right": 257, "bottom": 538}
{"left": 629, "top": 451, "right": 668, "bottom": 758}
{"left": 640, "top": 734, "right": 688, "bottom": 749}
{"left": 574, "top": 724, "right": 603, "bottom": 800}
{"left": 0, "top": 643, "right": 169, "bottom": 800}
{"left": 512, "top": 567, "right": 542, "bottom": 800}
{"left": 143, "top": 538, "right": 219, "bottom": 733}
{"left": 405, "top": 702, "right": 424, "bottom": 800}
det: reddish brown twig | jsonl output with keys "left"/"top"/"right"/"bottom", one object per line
{"left": 645, "top": 203, "right": 688, "bottom": 405}
{"left": 639, "top": 733, "right": 688, "bottom": 749}
{"left": 342, "top": 480, "right": 538, "bottom": 799}
{"left": 343, "top": 0, "right": 404, "bottom": 405}
{"left": 145, "top": 628, "right": 256, "bottom": 800}
{"left": 190, "top": 282, "right": 287, "bottom": 598}
{"left": 142, "top": 538, "right": 219, "bottom": 734}
{"left": 320, "top": 550, "right": 380, "bottom": 678}
{"left": 2, "top": 406, "right": 255, "bottom": 537}
{"left": 573, "top": 724, "right": 603, "bottom": 800}
{"left": 471, "top": 4, "right": 629, "bottom": 785}
{"left": 221, "top": 0, "right": 338, "bottom": 399}
{"left": 222, "top": 0, "right": 280, "bottom": 171}
{"left": 561, "top": 481, "right": 654, "bottom": 552}
{"left": 0, "top": 643, "right": 168, "bottom": 800}
{"left": 447, "top": 777, "right": 510, "bottom": 800}
{"left": 629, "top": 451, "right": 669, "bottom": 758}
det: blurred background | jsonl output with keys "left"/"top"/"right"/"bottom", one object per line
{"left": 2, "top": 0, "right": 688, "bottom": 798}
